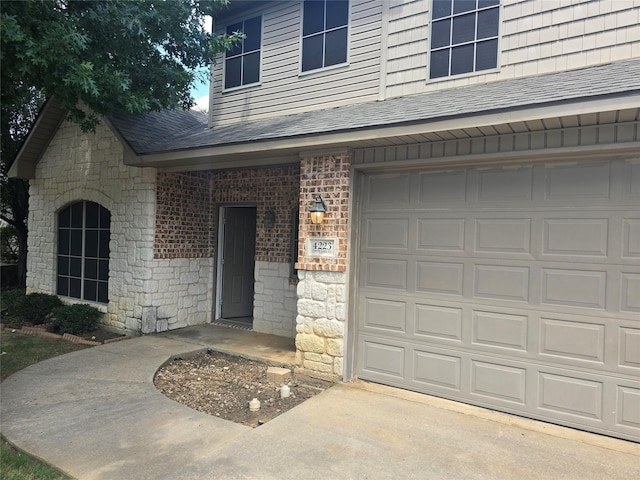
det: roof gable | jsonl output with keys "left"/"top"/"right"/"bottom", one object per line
{"left": 8, "top": 98, "right": 67, "bottom": 179}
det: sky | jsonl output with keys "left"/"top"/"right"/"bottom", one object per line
{"left": 191, "top": 15, "right": 213, "bottom": 112}
{"left": 191, "top": 69, "right": 210, "bottom": 112}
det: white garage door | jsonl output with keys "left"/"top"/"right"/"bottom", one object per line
{"left": 356, "top": 158, "right": 640, "bottom": 441}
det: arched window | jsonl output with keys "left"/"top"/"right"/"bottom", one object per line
{"left": 57, "top": 201, "right": 110, "bottom": 303}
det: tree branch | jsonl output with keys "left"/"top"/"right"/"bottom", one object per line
{"left": 0, "top": 214, "right": 18, "bottom": 228}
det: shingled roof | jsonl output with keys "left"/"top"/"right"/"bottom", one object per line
{"left": 108, "top": 108, "right": 208, "bottom": 154}
{"left": 10, "top": 58, "right": 640, "bottom": 178}
{"left": 109, "top": 58, "right": 640, "bottom": 155}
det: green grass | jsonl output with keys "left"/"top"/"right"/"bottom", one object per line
{"left": 0, "top": 331, "right": 88, "bottom": 381}
{"left": 1, "top": 331, "right": 89, "bottom": 479}
{"left": 0, "top": 436, "right": 71, "bottom": 480}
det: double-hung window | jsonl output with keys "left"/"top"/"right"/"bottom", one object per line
{"left": 302, "top": 0, "right": 349, "bottom": 72}
{"left": 225, "top": 16, "right": 262, "bottom": 89}
{"left": 430, "top": 0, "right": 500, "bottom": 79}
{"left": 57, "top": 201, "right": 110, "bottom": 303}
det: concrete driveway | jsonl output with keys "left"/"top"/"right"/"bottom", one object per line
{"left": 1, "top": 334, "right": 638, "bottom": 479}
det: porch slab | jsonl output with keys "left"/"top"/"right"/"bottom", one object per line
{"left": 158, "top": 323, "right": 296, "bottom": 366}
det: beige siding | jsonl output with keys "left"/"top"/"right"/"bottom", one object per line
{"left": 209, "top": 0, "right": 383, "bottom": 126}
{"left": 384, "top": 0, "right": 640, "bottom": 98}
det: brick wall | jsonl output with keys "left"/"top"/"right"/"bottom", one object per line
{"left": 297, "top": 152, "right": 351, "bottom": 272}
{"left": 210, "top": 166, "right": 300, "bottom": 263}
{"left": 156, "top": 166, "right": 300, "bottom": 263}
{"left": 155, "top": 172, "right": 212, "bottom": 259}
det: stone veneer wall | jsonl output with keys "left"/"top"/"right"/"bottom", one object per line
{"left": 254, "top": 261, "right": 298, "bottom": 337}
{"left": 295, "top": 152, "right": 352, "bottom": 380}
{"left": 295, "top": 270, "right": 347, "bottom": 380}
{"left": 26, "top": 117, "right": 156, "bottom": 333}
{"left": 27, "top": 118, "right": 216, "bottom": 334}
{"left": 139, "top": 258, "right": 214, "bottom": 333}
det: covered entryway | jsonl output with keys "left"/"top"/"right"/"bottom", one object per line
{"left": 217, "top": 206, "right": 257, "bottom": 325}
{"left": 355, "top": 157, "right": 640, "bottom": 441}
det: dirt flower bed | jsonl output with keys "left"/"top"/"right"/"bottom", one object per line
{"left": 154, "top": 350, "right": 330, "bottom": 428}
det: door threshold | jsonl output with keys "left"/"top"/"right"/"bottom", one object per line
{"left": 211, "top": 318, "right": 253, "bottom": 331}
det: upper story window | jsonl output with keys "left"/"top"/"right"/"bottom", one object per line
{"left": 430, "top": 0, "right": 500, "bottom": 79}
{"left": 302, "top": 0, "right": 349, "bottom": 72}
{"left": 57, "top": 201, "right": 111, "bottom": 304}
{"left": 225, "top": 16, "right": 262, "bottom": 89}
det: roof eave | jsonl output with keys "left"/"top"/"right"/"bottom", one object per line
{"left": 8, "top": 98, "right": 67, "bottom": 180}
{"left": 124, "top": 93, "right": 640, "bottom": 171}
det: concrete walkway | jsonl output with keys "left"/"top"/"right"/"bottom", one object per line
{"left": 1, "top": 327, "right": 638, "bottom": 480}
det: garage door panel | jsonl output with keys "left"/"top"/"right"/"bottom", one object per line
{"left": 477, "top": 167, "right": 534, "bottom": 202}
{"left": 471, "top": 361, "right": 527, "bottom": 405}
{"left": 621, "top": 273, "right": 640, "bottom": 312}
{"left": 419, "top": 170, "right": 467, "bottom": 205}
{"left": 362, "top": 258, "right": 408, "bottom": 290}
{"left": 544, "top": 161, "right": 611, "bottom": 200}
{"left": 619, "top": 327, "right": 640, "bottom": 369}
{"left": 365, "top": 217, "right": 410, "bottom": 250}
{"left": 471, "top": 310, "right": 528, "bottom": 352}
{"left": 366, "top": 173, "right": 412, "bottom": 208}
{"left": 362, "top": 297, "right": 407, "bottom": 333}
{"left": 357, "top": 159, "right": 640, "bottom": 441}
{"left": 417, "top": 218, "right": 465, "bottom": 251}
{"left": 617, "top": 386, "right": 640, "bottom": 430}
{"left": 360, "top": 339, "right": 406, "bottom": 379}
{"left": 539, "top": 318, "right": 605, "bottom": 363}
{"left": 415, "top": 304, "right": 463, "bottom": 342}
{"left": 416, "top": 261, "right": 464, "bottom": 295}
{"left": 475, "top": 218, "right": 532, "bottom": 254}
{"left": 414, "top": 350, "right": 462, "bottom": 390}
{"left": 358, "top": 334, "right": 640, "bottom": 440}
{"left": 541, "top": 268, "right": 607, "bottom": 309}
{"left": 473, "top": 265, "right": 530, "bottom": 302}
{"left": 538, "top": 373, "right": 604, "bottom": 421}
{"left": 543, "top": 218, "right": 608, "bottom": 257}
{"left": 622, "top": 219, "right": 640, "bottom": 257}
{"left": 624, "top": 160, "right": 640, "bottom": 197}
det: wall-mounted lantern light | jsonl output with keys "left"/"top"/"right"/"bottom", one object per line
{"left": 309, "top": 196, "right": 327, "bottom": 224}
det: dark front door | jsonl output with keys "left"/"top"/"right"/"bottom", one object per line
{"left": 221, "top": 207, "right": 256, "bottom": 318}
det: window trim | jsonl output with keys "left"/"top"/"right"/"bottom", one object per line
{"left": 56, "top": 201, "right": 110, "bottom": 304}
{"left": 298, "top": 0, "right": 351, "bottom": 76}
{"left": 222, "top": 15, "right": 263, "bottom": 92}
{"left": 427, "top": 0, "right": 502, "bottom": 82}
